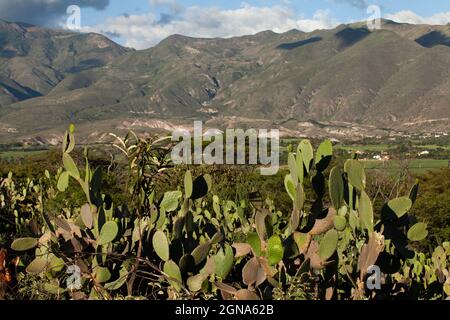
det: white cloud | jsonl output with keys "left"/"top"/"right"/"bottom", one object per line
{"left": 83, "top": 4, "right": 339, "bottom": 49}
{"left": 385, "top": 10, "right": 450, "bottom": 25}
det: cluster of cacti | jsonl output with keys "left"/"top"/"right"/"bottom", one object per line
{"left": 390, "top": 243, "right": 450, "bottom": 299}
{"left": 0, "top": 172, "right": 42, "bottom": 240}
{"left": 1, "top": 127, "right": 448, "bottom": 300}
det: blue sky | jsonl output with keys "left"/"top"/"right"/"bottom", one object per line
{"left": 79, "top": 0, "right": 450, "bottom": 26}
{"left": 0, "top": 0, "right": 449, "bottom": 49}
{"left": 80, "top": 0, "right": 450, "bottom": 48}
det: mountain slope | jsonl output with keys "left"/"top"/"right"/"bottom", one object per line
{"left": 0, "top": 19, "right": 449, "bottom": 143}
{"left": 0, "top": 19, "right": 131, "bottom": 106}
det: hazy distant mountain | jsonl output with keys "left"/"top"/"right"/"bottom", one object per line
{"left": 0, "top": 19, "right": 449, "bottom": 143}
{"left": 0, "top": 19, "right": 131, "bottom": 106}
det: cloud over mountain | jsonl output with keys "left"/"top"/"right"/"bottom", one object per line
{"left": 85, "top": 4, "right": 339, "bottom": 49}
{"left": 385, "top": 10, "right": 450, "bottom": 25}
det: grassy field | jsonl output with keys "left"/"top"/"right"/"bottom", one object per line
{"left": 0, "top": 149, "right": 48, "bottom": 160}
{"left": 361, "top": 159, "right": 448, "bottom": 173}
{"left": 336, "top": 144, "right": 394, "bottom": 152}
{"left": 416, "top": 145, "right": 450, "bottom": 150}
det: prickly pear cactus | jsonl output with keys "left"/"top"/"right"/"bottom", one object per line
{"left": 1, "top": 127, "right": 446, "bottom": 300}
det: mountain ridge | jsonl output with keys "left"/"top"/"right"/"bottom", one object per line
{"left": 0, "top": 19, "right": 132, "bottom": 106}
{"left": 0, "top": 19, "right": 449, "bottom": 143}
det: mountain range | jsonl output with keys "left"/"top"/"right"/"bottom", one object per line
{"left": 0, "top": 18, "right": 449, "bottom": 144}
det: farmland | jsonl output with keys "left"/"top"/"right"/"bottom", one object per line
{"left": 0, "top": 149, "right": 48, "bottom": 160}
{"left": 361, "top": 159, "right": 448, "bottom": 173}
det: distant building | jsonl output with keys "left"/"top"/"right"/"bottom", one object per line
{"left": 373, "top": 154, "right": 390, "bottom": 161}
{"left": 418, "top": 150, "right": 430, "bottom": 156}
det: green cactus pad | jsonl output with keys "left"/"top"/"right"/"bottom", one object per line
{"left": 297, "top": 140, "right": 314, "bottom": 174}
{"left": 315, "top": 139, "right": 333, "bottom": 172}
{"left": 334, "top": 216, "right": 347, "bottom": 231}
{"left": 407, "top": 223, "right": 428, "bottom": 241}
{"left": 284, "top": 174, "right": 296, "bottom": 201}
{"left": 11, "top": 237, "right": 38, "bottom": 251}
{"left": 94, "top": 266, "right": 112, "bottom": 283}
{"left": 267, "top": 235, "right": 284, "bottom": 266}
{"left": 344, "top": 159, "right": 366, "bottom": 190}
{"left": 43, "top": 283, "right": 66, "bottom": 295}
{"left": 349, "top": 210, "right": 359, "bottom": 230}
{"left": 62, "top": 153, "right": 80, "bottom": 179}
{"left": 48, "top": 255, "right": 65, "bottom": 273}
{"left": 184, "top": 170, "right": 193, "bottom": 198}
{"left": 153, "top": 230, "right": 170, "bottom": 261}
{"left": 295, "top": 151, "right": 304, "bottom": 185}
{"left": 192, "top": 242, "right": 211, "bottom": 265}
{"left": 388, "top": 197, "right": 412, "bottom": 218}
{"left": 98, "top": 221, "right": 119, "bottom": 246}
{"left": 26, "top": 257, "right": 48, "bottom": 274}
{"left": 293, "top": 232, "right": 308, "bottom": 253}
{"left": 187, "top": 274, "right": 207, "bottom": 292}
{"left": 160, "top": 191, "right": 182, "bottom": 212}
{"left": 319, "top": 229, "right": 339, "bottom": 261}
{"left": 294, "top": 183, "right": 305, "bottom": 211}
{"left": 247, "top": 232, "right": 262, "bottom": 256}
{"left": 329, "top": 166, "right": 344, "bottom": 209}
{"left": 57, "top": 171, "right": 69, "bottom": 192}
{"left": 288, "top": 153, "right": 298, "bottom": 185}
{"left": 163, "top": 260, "right": 182, "bottom": 292}
{"left": 213, "top": 245, "right": 234, "bottom": 279}
{"left": 359, "top": 191, "right": 374, "bottom": 232}
{"left": 62, "top": 131, "right": 75, "bottom": 154}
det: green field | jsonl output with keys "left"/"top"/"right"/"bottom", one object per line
{"left": 336, "top": 144, "right": 394, "bottom": 152}
{"left": 361, "top": 159, "right": 448, "bottom": 173}
{"left": 416, "top": 145, "right": 450, "bottom": 150}
{"left": 0, "top": 149, "right": 48, "bottom": 160}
